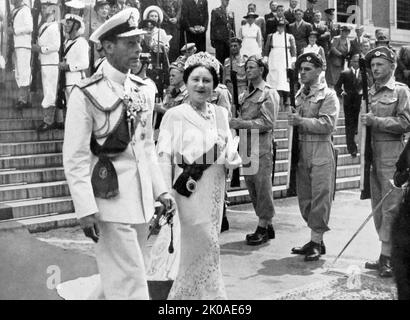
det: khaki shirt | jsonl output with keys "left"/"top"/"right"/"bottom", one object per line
{"left": 296, "top": 81, "right": 339, "bottom": 140}
{"left": 235, "top": 81, "right": 279, "bottom": 158}
{"left": 163, "top": 84, "right": 188, "bottom": 110}
{"left": 223, "top": 54, "right": 248, "bottom": 95}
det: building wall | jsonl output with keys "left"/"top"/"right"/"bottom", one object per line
{"left": 372, "top": 0, "right": 390, "bottom": 28}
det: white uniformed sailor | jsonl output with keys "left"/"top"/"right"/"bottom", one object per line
{"left": 8, "top": 0, "right": 33, "bottom": 108}
{"left": 32, "top": 0, "right": 62, "bottom": 131}
{"left": 63, "top": 8, "right": 175, "bottom": 300}
{"left": 60, "top": 13, "right": 89, "bottom": 99}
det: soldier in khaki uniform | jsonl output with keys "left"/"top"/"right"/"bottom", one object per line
{"left": 361, "top": 47, "right": 410, "bottom": 277}
{"left": 223, "top": 37, "right": 247, "bottom": 99}
{"left": 288, "top": 52, "right": 339, "bottom": 262}
{"left": 230, "top": 55, "right": 279, "bottom": 246}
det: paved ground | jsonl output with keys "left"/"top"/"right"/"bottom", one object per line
{"left": 0, "top": 189, "right": 397, "bottom": 300}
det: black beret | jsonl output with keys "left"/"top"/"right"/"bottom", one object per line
{"left": 296, "top": 52, "right": 324, "bottom": 69}
{"left": 324, "top": 8, "right": 335, "bottom": 14}
{"left": 365, "top": 46, "right": 396, "bottom": 66}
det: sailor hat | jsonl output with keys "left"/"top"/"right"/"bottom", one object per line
{"left": 65, "top": 0, "right": 85, "bottom": 9}
{"left": 90, "top": 8, "right": 146, "bottom": 43}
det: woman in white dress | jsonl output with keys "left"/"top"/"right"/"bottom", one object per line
{"left": 263, "top": 20, "right": 296, "bottom": 108}
{"left": 239, "top": 12, "right": 262, "bottom": 58}
{"left": 156, "top": 52, "right": 241, "bottom": 300}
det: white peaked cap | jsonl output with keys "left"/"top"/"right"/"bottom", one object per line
{"left": 65, "top": 0, "right": 85, "bottom": 9}
{"left": 90, "top": 8, "right": 146, "bottom": 43}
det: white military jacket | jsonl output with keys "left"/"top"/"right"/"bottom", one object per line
{"left": 63, "top": 61, "right": 169, "bottom": 224}
{"left": 12, "top": 4, "right": 33, "bottom": 49}
{"left": 38, "top": 21, "right": 60, "bottom": 65}
{"left": 63, "top": 36, "right": 89, "bottom": 87}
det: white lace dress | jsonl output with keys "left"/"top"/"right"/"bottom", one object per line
{"left": 156, "top": 103, "right": 239, "bottom": 300}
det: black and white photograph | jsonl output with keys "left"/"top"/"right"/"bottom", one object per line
{"left": 1, "top": 0, "right": 410, "bottom": 304}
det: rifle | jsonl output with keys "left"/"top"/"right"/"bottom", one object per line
{"left": 229, "top": 29, "right": 241, "bottom": 188}
{"left": 359, "top": 57, "right": 372, "bottom": 200}
{"left": 285, "top": 29, "right": 298, "bottom": 197}
{"left": 89, "top": 4, "right": 95, "bottom": 75}
{"left": 30, "top": 0, "right": 42, "bottom": 92}
{"left": 5, "top": 0, "right": 14, "bottom": 72}
{"left": 56, "top": 0, "right": 66, "bottom": 110}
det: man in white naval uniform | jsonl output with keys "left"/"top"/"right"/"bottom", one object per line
{"left": 60, "top": 13, "right": 89, "bottom": 99}
{"left": 63, "top": 8, "right": 176, "bottom": 300}
{"left": 8, "top": 0, "right": 33, "bottom": 108}
{"left": 32, "top": 0, "right": 61, "bottom": 132}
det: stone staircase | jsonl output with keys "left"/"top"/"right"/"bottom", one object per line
{"left": 0, "top": 81, "right": 360, "bottom": 231}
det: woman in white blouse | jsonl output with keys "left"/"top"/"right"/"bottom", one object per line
{"left": 238, "top": 12, "right": 262, "bottom": 58}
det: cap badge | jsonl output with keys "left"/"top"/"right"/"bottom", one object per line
{"left": 375, "top": 51, "right": 381, "bottom": 57}
{"left": 128, "top": 12, "right": 138, "bottom": 28}
{"left": 306, "top": 56, "right": 312, "bottom": 61}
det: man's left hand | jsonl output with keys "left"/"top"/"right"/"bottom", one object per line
{"left": 288, "top": 113, "right": 302, "bottom": 126}
{"left": 157, "top": 192, "right": 176, "bottom": 213}
{"left": 360, "top": 113, "right": 375, "bottom": 126}
{"left": 229, "top": 118, "right": 242, "bottom": 129}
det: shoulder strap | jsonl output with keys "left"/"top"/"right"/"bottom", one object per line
{"left": 81, "top": 87, "right": 123, "bottom": 113}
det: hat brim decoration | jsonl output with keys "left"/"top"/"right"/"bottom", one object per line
{"left": 90, "top": 8, "right": 147, "bottom": 44}
{"left": 40, "top": 0, "right": 59, "bottom": 5}
{"left": 243, "top": 13, "right": 259, "bottom": 19}
{"left": 143, "top": 5, "right": 164, "bottom": 24}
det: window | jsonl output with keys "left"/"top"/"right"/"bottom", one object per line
{"left": 337, "top": 0, "right": 359, "bottom": 23}
{"left": 397, "top": 0, "right": 410, "bottom": 30}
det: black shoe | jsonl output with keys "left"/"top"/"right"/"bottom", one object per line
{"left": 54, "top": 122, "right": 65, "bottom": 130}
{"left": 221, "top": 215, "right": 229, "bottom": 233}
{"left": 37, "top": 122, "right": 55, "bottom": 132}
{"left": 365, "top": 258, "right": 380, "bottom": 270}
{"left": 292, "top": 241, "right": 326, "bottom": 255}
{"left": 379, "top": 255, "right": 393, "bottom": 278}
{"left": 267, "top": 224, "right": 275, "bottom": 239}
{"left": 246, "top": 226, "right": 268, "bottom": 246}
{"left": 304, "top": 242, "right": 322, "bottom": 262}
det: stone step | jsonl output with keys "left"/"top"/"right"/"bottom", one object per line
{"left": 0, "top": 107, "right": 44, "bottom": 120}
{"left": 0, "top": 129, "right": 64, "bottom": 143}
{"left": 0, "top": 119, "right": 44, "bottom": 131}
{"left": 0, "top": 180, "right": 70, "bottom": 202}
{"left": 0, "top": 167, "right": 65, "bottom": 185}
{"left": 228, "top": 175, "right": 360, "bottom": 205}
{"left": 0, "top": 140, "right": 63, "bottom": 156}
{"left": 0, "top": 153, "right": 62, "bottom": 170}
{"left": 0, "top": 196, "right": 73, "bottom": 220}
{"left": 17, "top": 212, "right": 78, "bottom": 233}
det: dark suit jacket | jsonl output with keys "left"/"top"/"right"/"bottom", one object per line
{"left": 288, "top": 20, "right": 312, "bottom": 55}
{"left": 210, "top": 6, "right": 235, "bottom": 42}
{"left": 181, "top": 0, "right": 209, "bottom": 31}
{"left": 335, "top": 68, "right": 363, "bottom": 96}
{"left": 395, "top": 46, "right": 410, "bottom": 86}
{"left": 312, "top": 21, "right": 329, "bottom": 54}
{"left": 264, "top": 13, "right": 289, "bottom": 38}
{"left": 303, "top": 8, "right": 315, "bottom": 24}
{"left": 349, "top": 37, "right": 362, "bottom": 56}
{"left": 284, "top": 8, "right": 296, "bottom": 24}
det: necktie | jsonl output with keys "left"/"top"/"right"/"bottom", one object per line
{"left": 249, "top": 84, "right": 255, "bottom": 93}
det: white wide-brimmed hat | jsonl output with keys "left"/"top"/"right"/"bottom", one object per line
{"left": 143, "top": 5, "right": 164, "bottom": 24}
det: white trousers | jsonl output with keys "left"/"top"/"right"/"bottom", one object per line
{"left": 95, "top": 221, "right": 150, "bottom": 300}
{"left": 14, "top": 48, "right": 31, "bottom": 87}
{"left": 41, "top": 65, "right": 59, "bottom": 108}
